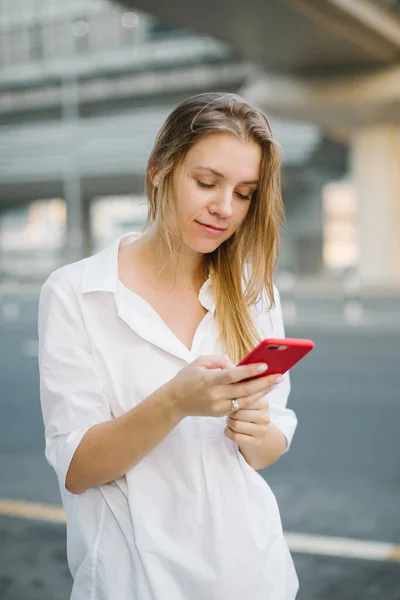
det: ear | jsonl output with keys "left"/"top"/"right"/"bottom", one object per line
{"left": 148, "top": 163, "right": 160, "bottom": 187}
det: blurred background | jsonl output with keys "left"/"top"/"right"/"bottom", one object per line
{"left": 0, "top": 0, "right": 399, "bottom": 598}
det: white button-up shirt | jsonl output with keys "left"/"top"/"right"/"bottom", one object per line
{"left": 38, "top": 232, "right": 299, "bottom": 600}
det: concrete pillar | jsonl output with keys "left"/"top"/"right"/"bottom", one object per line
{"left": 62, "top": 20, "right": 87, "bottom": 264}
{"left": 283, "top": 171, "right": 325, "bottom": 276}
{"left": 64, "top": 193, "right": 92, "bottom": 262}
{"left": 64, "top": 178, "right": 83, "bottom": 264}
{"left": 351, "top": 124, "right": 400, "bottom": 288}
{"left": 82, "top": 196, "right": 93, "bottom": 258}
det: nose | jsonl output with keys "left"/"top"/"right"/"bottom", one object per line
{"left": 209, "top": 189, "right": 233, "bottom": 219}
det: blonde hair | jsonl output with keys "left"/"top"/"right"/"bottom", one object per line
{"left": 144, "top": 92, "right": 284, "bottom": 363}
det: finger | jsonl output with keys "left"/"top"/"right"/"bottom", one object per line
{"left": 228, "top": 407, "right": 270, "bottom": 424}
{"left": 232, "top": 391, "right": 269, "bottom": 411}
{"left": 211, "top": 362, "right": 270, "bottom": 386}
{"left": 226, "top": 417, "right": 268, "bottom": 437}
{"left": 224, "top": 427, "right": 264, "bottom": 447}
{"left": 220, "top": 390, "right": 267, "bottom": 416}
{"left": 244, "top": 395, "right": 270, "bottom": 409}
{"left": 229, "top": 373, "right": 282, "bottom": 400}
{"left": 194, "top": 354, "right": 234, "bottom": 370}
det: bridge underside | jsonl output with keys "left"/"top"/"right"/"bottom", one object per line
{"left": 119, "top": 0, "right": 400, "bottom": 76}
{"left": 117, "top": 0, "right": 400, "bottom": 286}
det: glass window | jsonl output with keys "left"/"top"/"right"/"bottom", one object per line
{"left": 29, "top": 23, "right": 44, "bottom": 62}
{"left": 5, "top": 0, "right": 22, "bottom": 17}
{"left": 0, "top": 27, "right": 31, "bottom": 67}
{"left": 0, "top": 0, "right": 8, "bottom": 22}
{"left": 43, "top": 20, "right": 67, "bottom": 59}
{"left": 72, "top": 18, "right": 90, "bottom": 54}
{"left": 87, "top": 10, "right": 121, "bottom": 52}
{"left": 0, "top": 32, "right": 8, "bottom": 68}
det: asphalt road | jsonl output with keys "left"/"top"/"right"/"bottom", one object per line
{"left": 1, "top": 290, "right": 400, "bottom": 600}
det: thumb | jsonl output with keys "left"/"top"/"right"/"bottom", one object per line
{"left": 193, "top": 354, "right": 234, "bottom": 370}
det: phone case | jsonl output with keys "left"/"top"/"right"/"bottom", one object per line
{"left": 237, "top": 338, "right": 314, "bottom": 379}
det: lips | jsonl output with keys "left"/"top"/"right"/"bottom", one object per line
{"left": 196, "top": 221, "right": 226, "bottom": 231}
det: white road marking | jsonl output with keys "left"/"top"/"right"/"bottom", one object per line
{"left": 21, "top": 339, "right": 39, "bottom": 358}
{"left": 285, "top": 531, "right": 400, "bottom": 563}
{"left": 0, "top": 499, "right": 65, "bottom": 524}
{"left": 0, "top": 498, "right": 399, "bottom": 563}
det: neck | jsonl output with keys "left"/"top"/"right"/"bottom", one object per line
{"left": 134, "top": 225, "right": 207, "bottom": 290}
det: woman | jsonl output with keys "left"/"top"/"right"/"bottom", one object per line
{"left": 39, "top": 92, "right": 299, "bottom": 599}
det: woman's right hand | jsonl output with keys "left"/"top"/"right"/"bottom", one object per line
{"left": 168, "top": 355, "right": 282, "bottom": 419}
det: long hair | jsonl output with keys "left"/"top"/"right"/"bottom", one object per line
{"left": 144, "top": 92, "right": 284, "bottom": 363}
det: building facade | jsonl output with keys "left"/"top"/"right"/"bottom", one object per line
{"left": 0, "top": 0, "right": 346, "bottom": 281}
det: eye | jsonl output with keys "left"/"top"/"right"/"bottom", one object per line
{"left": 196, "top": 179, "right": 254, "bottom": 200}
{"left": 196, "top": 180, "right": 215, "bottom": 190}
{"left": 236, "top": 192, "right": 251, "bottom": 201}
{"left": 236, "top": 189, "right": 256, "bottom": 201}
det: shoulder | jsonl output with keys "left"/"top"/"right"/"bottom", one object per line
{"left": 40, "top": 234, "right": 122, "bottom": 310}
{"left": 38, "top": 259, "right": 93, "bottom": 332}
{"left": 41, "top": 256, "right": 89, "bottom": 297}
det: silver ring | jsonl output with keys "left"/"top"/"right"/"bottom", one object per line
{"left": 231, "top": 399, "right": 240, "bottom": 412}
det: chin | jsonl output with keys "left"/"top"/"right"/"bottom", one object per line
{"left": 186, "top": 237, "right": 223, "bottom": 255}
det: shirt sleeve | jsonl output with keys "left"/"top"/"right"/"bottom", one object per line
{"left": 254, "top": 284, "right": 298, "bottom": 452}
{"left": 38, "top": 278, "right": 112, "bottom": 493}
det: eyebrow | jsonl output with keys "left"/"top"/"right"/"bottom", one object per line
{"left": 194, "top": 166, "right": 259, "bottom": 185}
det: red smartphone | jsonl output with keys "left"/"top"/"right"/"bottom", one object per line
{"left": 237, "top": 338, "right": 314, "bottom": 380}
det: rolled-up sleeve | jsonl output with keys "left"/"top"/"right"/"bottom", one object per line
{"left": 255, "top": 285, "right": 298, "bottom": 452}
{"left": 38, "top": 278, "right": 112, "bottom": 491}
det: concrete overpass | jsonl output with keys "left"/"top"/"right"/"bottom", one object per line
{"left": 0, "top": 1, "right": 334, "bottom": 278}
{"left": 118, "top": 0, "right": 400, "bottom": 288}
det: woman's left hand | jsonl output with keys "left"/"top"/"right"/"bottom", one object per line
{"left": 224, "top": 397, "right": 270, "bottom": 448}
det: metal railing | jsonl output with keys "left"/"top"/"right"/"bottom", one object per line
{"left": 0, "top": 109, "right": 321, "bottom": 183}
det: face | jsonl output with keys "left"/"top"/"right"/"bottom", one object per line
{"left": 169, "top": 132, "right": 262, "bottom": 254}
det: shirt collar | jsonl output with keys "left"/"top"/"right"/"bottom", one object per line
{"left": 198, "top": 275, "right": 215, "bottom": 313}
{"left": 81, "top": 232, "right": 139, "bottom": 295}
{"left": 81, "top": 231, "right": 216, "bottom": 313}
